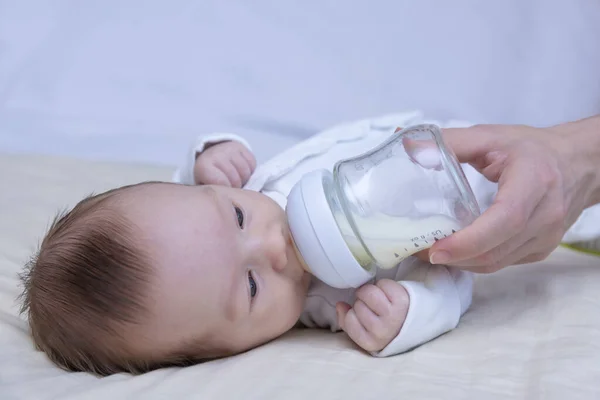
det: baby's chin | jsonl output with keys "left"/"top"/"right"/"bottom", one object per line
{"left": 289, "top": 258, "right": 312, "bottom": 299}
{"left": 295, "top": 273, "right": 312, "bottom": 317}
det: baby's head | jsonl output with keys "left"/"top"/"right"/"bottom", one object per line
{"left": 20, "top": 182, "right": 310, "bottom": 375}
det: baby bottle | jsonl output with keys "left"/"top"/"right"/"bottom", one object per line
{"left": 286, "top": 124, "right": 481, "bottom": 288}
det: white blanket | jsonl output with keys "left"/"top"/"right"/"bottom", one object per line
{"left": 1, "top": 153, "right": 599, "bottom": 399}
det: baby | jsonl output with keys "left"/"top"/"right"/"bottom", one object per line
{"left": 20, "top": 111, "right": 485, "bottom": 375}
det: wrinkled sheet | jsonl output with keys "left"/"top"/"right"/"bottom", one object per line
{"left": 1, "top": 153, "right": 599, "bottom": 400}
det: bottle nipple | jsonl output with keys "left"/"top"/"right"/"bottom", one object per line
{"left": 289, "top": 233, "right": 312, "bottom": 274}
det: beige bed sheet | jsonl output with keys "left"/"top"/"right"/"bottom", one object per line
{"left": 1, "top": 153, "right": 599, "bottom": 400}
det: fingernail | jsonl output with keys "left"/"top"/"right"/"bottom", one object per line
{"left": 430, "top": 251, "right": 451, "bottom": 264}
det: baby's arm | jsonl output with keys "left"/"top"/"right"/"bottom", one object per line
{"left": 336, "top": 260, "right": 473, "bottom": 356}
{"left": 172, "top": 134, "right": 256, "bottom": 187}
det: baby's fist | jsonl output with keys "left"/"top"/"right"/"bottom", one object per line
{"left": 336, "top": 279, "right": 409, "bottom": 353}
{"left": 194, "top": 141, "right": 256, "bottom": 188}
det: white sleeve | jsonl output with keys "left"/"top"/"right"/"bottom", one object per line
{"left": 562, "top": 204, "right": 600, "bottom": 243}
{"left": 372, "top": 264, "right": 473, "bottom": 358}
{"left": 172, "top": 133, "right": 252, "bottom": 185}
{"left": 243, "top": 111, "right": 425, "bottom": 193}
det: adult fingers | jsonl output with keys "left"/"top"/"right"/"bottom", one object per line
{"left": 440, "top": 126, "right": 499, "bottom": 164}
{"left": 429, "top": 155, "right": 545, "bottom": 265}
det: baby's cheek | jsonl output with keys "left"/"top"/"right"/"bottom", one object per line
{"left": 283, "top": 283, "right": 306, "bottom": 326}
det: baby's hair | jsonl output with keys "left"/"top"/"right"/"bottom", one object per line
{"left": 19, "top": 181, "right": 227, "bottom": 375}
{"left": 18, "top": 182, "right": 159, "bottom": 375}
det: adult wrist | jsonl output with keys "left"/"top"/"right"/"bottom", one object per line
{"left": 550, "top": 115, "right": 600, "bottom": 208}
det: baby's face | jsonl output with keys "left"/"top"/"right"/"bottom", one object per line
{"left": 122, "top": 183, "right": 311, "bottom": 359}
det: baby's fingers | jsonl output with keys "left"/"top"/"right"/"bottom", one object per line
{"left": 215, "top": 160, "right": 243, "bottom": 188}
{"left": 336, "top": 303, "right": 379, "bottom": 353}
{"left": 240, "top": 148, "right": 257, "bottom": 173}
{"left": 355, "top": 284, "right": 391, "bottom": 316}
{"left": 195, "top": 163, "right": 231, "bottom": 186}
{"left": 230, "top": 153, "right": 253, "bottom": 186}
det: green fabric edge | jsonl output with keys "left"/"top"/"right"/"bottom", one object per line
{"left": 560, "top": 243, "right": 600, "bottom": 257}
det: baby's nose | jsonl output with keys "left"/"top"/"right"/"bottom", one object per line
{"left": 263, "top": 227, "right": 288, "bottom": 273}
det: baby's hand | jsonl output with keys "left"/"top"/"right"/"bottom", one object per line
{"left": 336, "top": 279, "right": 409, "bottom": 353}
{"left": 194, "top": 141, "right": 256, "bottom": 187}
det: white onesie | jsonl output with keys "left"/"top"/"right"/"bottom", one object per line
{"left": 172, "top": 110, "right": 600, "bottom": 357}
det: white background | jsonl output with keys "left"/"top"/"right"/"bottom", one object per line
{"left": 1, "top": 0, "right": 599, "bottom": 166}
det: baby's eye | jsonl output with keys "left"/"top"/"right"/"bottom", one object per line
{"left": 235, "top": 206, "right": 244, "bottom": 228}
{"left": 248, "top": 271, "right": 257, "bottom": 298}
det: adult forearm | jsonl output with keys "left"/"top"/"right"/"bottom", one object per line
{"left": 551, "top": 115, "right": 600, "bottom": 209}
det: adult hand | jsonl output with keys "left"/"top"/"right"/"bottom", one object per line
{"left": 194, "top": 141, "right": 256, "bottom": 188}
{"left": 425, "top": 116, "right": 600, "bottom": 273}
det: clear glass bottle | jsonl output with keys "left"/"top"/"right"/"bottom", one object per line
{"left": 286, "top": 124, "right": 481, "bottom": 288}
